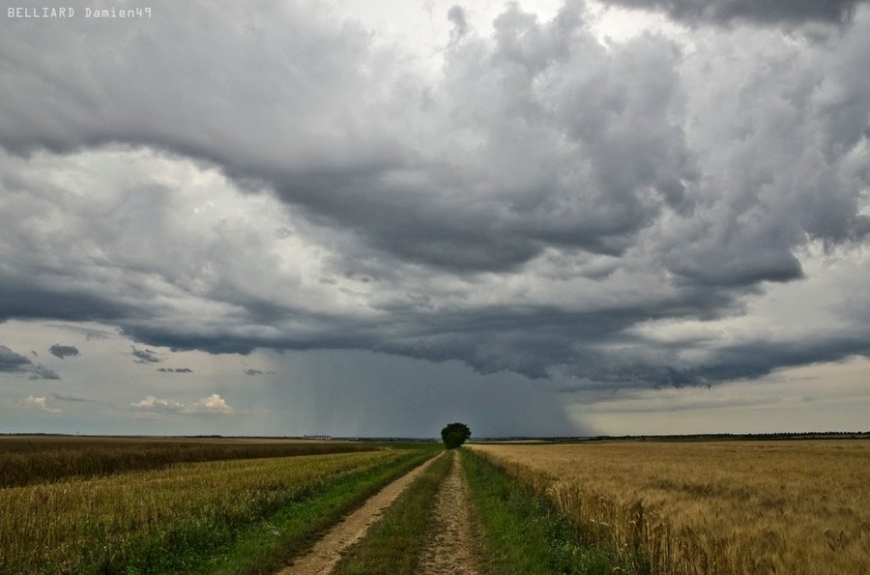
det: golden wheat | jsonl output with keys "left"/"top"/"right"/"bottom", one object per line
{"left": 470, "top": 440, "right": 870, "bottom": 574}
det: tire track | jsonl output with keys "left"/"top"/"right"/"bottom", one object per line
{"left": 416, "top": 450, "right": 480, "bottom": 575}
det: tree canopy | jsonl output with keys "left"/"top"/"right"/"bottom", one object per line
{"left": 440, "top": 422, "right": 471, "bottom": 449}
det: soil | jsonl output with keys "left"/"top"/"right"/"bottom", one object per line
{"left": 415, "top": 450, "right": 481, "bottom": 575}
{"left": 276, "top": 453, "right": 442, "bottom": 575}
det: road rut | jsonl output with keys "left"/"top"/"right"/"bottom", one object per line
{"left": 416, "top": 450, "right": 480, "bottom": 575}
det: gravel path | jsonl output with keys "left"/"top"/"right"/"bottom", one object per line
{"left": 276, "top": 453, "right": 442, "bottom": 575}
{"left": 416, "top": 450, "right": 480, "bottom": 575}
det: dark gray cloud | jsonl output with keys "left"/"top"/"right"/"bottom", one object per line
{"left": 0, "top": 281, "right": 132, "bottom": 324}
{"left": 0, "top": 1, "right": 869, "bottom": 396}
{"left": 0, "top": 344, "right": 60, "bottom": 379}
{"left": 131, "top": 347, "right": 160, "bottom": 363}
{"left": 603, "top": 0, "right": 867, "bottom": 26}
{"left": 244, "top": 368, "right": 264, "bottom": 376}
{"left": 697, "top": 332, "right": 870, "bottom": 382}
{"left": 157, "top": 367, "right": 193, "bottom": 373}
{"left": 49, "top": 344, "right": 79, "bottom": 359}
{"left": 0, "top": 345, "right": 32, "bottom": 371}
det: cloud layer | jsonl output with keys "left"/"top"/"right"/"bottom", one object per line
{"left": 603, "top": 0, "right": 869, "bottom": 26}
{"left": 0, "top": 0, "right": 869, "bottom": 395}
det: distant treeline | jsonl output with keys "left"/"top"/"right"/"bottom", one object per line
{"left": 0, "top": 437, "right": 376, "bottom": 487}
{"left": 474, "top": 431, "right": 870, "bottom": 442}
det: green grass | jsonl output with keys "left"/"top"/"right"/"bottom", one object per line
{"left": 331, "top": 450, "right": 453, "bottom": 575}
{"left": 462, "top": 449, "right": 621, "bottom": 575}
{"left": 364, "top": 440, "right": 442, "bottom": 450}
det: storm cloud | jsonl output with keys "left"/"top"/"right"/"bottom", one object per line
{"left": 0, "top": 0, "right": 869, "bottom": 400}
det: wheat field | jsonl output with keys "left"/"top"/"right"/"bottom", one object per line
{"left": 470, "top": 440, "right": 870, "bottom": 574}
{"left": 0, "top": 449, "right": 402, "bottom": 573}
{"left": 0, "top": 435, "right": 375, "bottom": 487}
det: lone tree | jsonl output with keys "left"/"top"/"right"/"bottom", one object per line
{"left": 441, "top": 422, "right": 471, "bottom": 449}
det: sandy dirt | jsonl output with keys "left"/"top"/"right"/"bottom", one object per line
{"left": 416, "top": 450, "right": 480, "bottom": 575}
{"left": 276, "top": 453, "right": 442, "bottom": 575}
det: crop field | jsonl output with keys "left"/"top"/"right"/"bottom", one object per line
{"left": 0, "top": 437, "right": 435, "bottom": 574}
{"left": 0, "top": 435, "right": 377, "bottom": 487}
{"left": 470, "top": 440, "right": 870, "bottom": 574}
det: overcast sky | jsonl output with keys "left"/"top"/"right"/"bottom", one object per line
{"left": 1, "top": 0, "right": 869, "bottom": 438}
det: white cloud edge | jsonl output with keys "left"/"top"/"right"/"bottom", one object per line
{"left": 131, "top": 393, "right": 233, "bottom": 415}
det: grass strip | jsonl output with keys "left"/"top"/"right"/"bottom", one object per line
{"left": 331, "top": 450, "right": 453, "bottom": 575}
{"left": 462, "top": 449, "right": 621, "bottom": 575}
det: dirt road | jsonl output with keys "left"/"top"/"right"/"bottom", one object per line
{"left": 276, "top": 453, "right": 441, "bottom": 575}
{"left": 416, "top": 450, "right": 480, "bottom": 575}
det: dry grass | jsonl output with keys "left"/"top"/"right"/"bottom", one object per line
{"left": 470, "top": 440, "right": 870, "bottom": 574}
{"left": 0, "top": 449, "right": 402, "bottom": 573}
